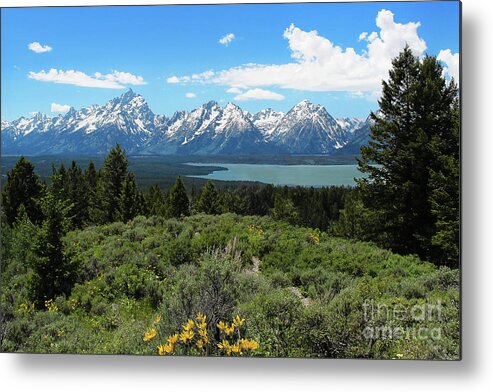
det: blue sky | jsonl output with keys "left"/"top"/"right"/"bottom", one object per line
{"left": 1, "top": 1, "right": 460, "bottom": 121}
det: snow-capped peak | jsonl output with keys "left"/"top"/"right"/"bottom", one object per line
{"left": 336, "top": 117, "right": 364, "bottom": 133}
{"left": 2, "top": 91, "right": 372, "bottom": 156}
{"left": 252, "top": 108, "right": 284, "bottom": 137}
{"left": 120, "top": 88, "right": 138, "bottom": 104}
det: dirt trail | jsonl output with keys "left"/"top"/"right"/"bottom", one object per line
{"left": 246, "top": 256, "right": 311, "bottom": 307}
{"left": 288, "top": 287, "right": 311, "bottom": 308}
{"left": 244, "top": 256, "right": 261, "bottom": 276}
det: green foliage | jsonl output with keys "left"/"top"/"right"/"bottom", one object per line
{"left": 271, "top": 195, "right": 299, "bottom": 225}
{"left": 357, "top": 47, "right": 459, "bottom": 266}
{"left": 194, "top": 180, "right": 219, "bottom": 214}
{"left": 240, "top": 289, "right": 303, "bottom": 357}
{"left": 146, "top": 184, "right": 167, "bottom": 217}
{"left": 1, "top": 156, "right": 43, "bottom": 226}
{"left": 95, "top": 144, "right": 129, "bottom": 223}
{"left": 330, "top": 190, "right": 369, "bottom": 239}
{"left": 1, "top": 213, "right": 459, "bottom": 358}
{"left": 119, "top": 173, "right": 140, "bottom": 222}
{"left": 429, "top": 106, "right": 460, "bottom": 267}
{"left": 65, "top": 161, "right": 90, "bottom": 228}
{"left": 30, "top": 182, "right": 77, "bottom": 306}
{"left": 168, "top": 176, "right": 190, "bottom": 218}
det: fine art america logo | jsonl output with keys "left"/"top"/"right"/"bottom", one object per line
{"left": 362, "top": 300, "right": 443, "bottom": 341}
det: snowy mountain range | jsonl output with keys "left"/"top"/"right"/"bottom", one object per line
{"left": 1, "top": 89, "right": 372, "bottom": 156}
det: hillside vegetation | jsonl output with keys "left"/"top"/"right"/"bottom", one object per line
{"left": 1, "top": 213, "right": 459, "bottom": 359}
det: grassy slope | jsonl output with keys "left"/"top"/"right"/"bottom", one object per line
{"left": 1, "top": 213, "right": 459, "bottom": 359}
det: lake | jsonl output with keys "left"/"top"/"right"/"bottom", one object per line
{"left": 186, "top": 163, "right": 365, "bottom": 187}
{"left": 1, "top": 155, "right": 366, "bottom": 188}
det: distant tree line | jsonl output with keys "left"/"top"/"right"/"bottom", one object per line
{"left": 2, "top": 146, "right": 349, "bottom": 232}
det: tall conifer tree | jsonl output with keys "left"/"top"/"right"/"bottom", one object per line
{"left": 31, "top": 175, "right": 75, "bottom": 306}
{"left": 357, "top": 46, "right": 459, "bottom": 263}
{"left": 195, "top": 180, "right": 219, "bottom": 214}
{"left": 119, "top": 172, "right": 139, "bottom": 222}
{"left": 66, "top": 161, "right": 89, "bottom": 228}
{"left": 96, "top": 144, "right": 128, "bottom": 223}
{"left": 168, "top": 177, "right": 190, "bottom": 218}
{"left": 1, "top": 157, "right": 43, "bottom": 226}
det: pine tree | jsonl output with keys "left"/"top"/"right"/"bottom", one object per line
{"left": 146, "top": 184, "right": 167, "bottom": 217}
{"left": 217, "top": 189, "right": 247, "bottom": 214}
{"left": 5, "top": 204, "right": 37, "bottom": 271}
{"left": 357, "top": 47, "right": 459, "bottom": 263}
{"left": 429, "top": 104, "right": 460, "bottom": 267}
{"left": 85, "top": 161, "right": 99, "bottom": 223}
{"left": 271, "top": 195, "right": 298, "bottom": 225}
{"left": 168, "top": 177, "right": 190, "bottom": 218}
{"left": 96, "top": 144, "right": 129, "bottom": 223}
{"left": 31, "top": 177, "right": 76, "bottom": 306}
{"left": 2, "top": 156, "right": 44, "bottom": 226}
{"left": 119, "top": 173, "right": 140, "bottom": 222}
{"left": 85, "top": 161, "right": 98, "bottom": 190}
{"left": 330, "top": 191, "right": 368, "bottom": 239}
{"left": 195, "top": 180, "right": 219, "bottom": 214}
{"left": 66, "top": 161, "right": 89, "bottom": 228}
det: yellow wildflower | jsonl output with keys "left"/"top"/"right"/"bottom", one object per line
{"left": 179, "top": 329, "right": 194, "bottom": 343}
{"left": 195, "top": 312, "right": 206, "bottom": 323}
{"left": 143, "top": 328, "right": 157, "bottom": 342}
{"left": 196, "top": 339, "right": 205, "bottom": 349}
{"left": 196, "top": 317, "right": 207, "bottom": 329}
{"left": 307, "top": 233, "right": 320, "bottom": 244}
{"left": 230, "top": 344, "right": 241, "bottom": 354}
{"left": 45, "top": 299, "right": 58, "bottom": 312}
{"left": 183, "top": 319, "right": 195, "bottom": 332}
{"left": 239, "top": 339, "right": 259, "bottom": 351}
{"left": 167, "top": 333, "right": 179, "bottom": 345}
{"left": 232, "top": 315, "right": 245, "bottom": 328}
{"left": 18, "top": 303, "right": 34, "bottom": 314}
{"left": 225, "top": 324, "right": 235, "bottom": 336}
{"left": 154, "top": 314, "right": 162, "bottom": 325}
{"left": 218, "top": 320, "right": 235, "bottom": 335}
{"left": 157, "top": 343, "right": 174, "bottom": 356}
{"left": 198, "top": 329, "right": 209, "bottom": 344}
{"left": 217, "top": 339, "right": 233, "bottom": 356}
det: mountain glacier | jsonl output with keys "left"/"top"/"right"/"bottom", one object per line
{"left": 1, "top": 89, "right": 372, "bottom": 156}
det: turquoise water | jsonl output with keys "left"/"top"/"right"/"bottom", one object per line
{"left": 186, "top": 163, "right": 366, "bottom": 187}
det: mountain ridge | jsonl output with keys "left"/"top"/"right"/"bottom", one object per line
{"left": 1, "top": 89, "right": 372, "bottom": 156}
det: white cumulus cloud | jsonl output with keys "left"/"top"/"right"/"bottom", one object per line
{"left": 102, "top": 71, "right": 147, "bottom": 86}
{"left": 168, "top": 9, "right": 430, "bottom": 98}
{"left": 28, "top": 41, "right": 52, "bottom": 53}
{"left": 28, "top": 69, "right": 147, "bottom": 89}
{"left": 219, "top": 33, "right": 235, "bottom": 46}
{"left": 166, "top": 76, "right": 180, "bottom": 84}
{"left": 226, "top": 87, "right": 242, "bottom": 94}
{"left": 167, "top": 70, "right": 215, "bottom": 85}
{"left": 438, "top": 49, "right": 460, "bottom": 81}
{"left": 185, "top": 92, "right": 196, "bottom": 98}
{"left": 51, "top": 102, "right": 71, "bottom": 113}
{"left": 234, "top": 88, "right": 285, "bottom": 101}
